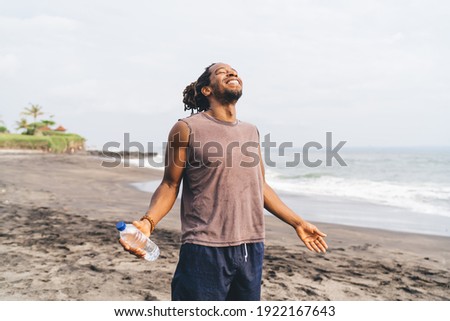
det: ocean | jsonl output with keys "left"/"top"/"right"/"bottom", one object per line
{"left": 128, "top": 148, "right": 450, "bottom": 237}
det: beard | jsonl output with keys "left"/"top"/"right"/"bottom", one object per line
{"left": 212, "top": 83, "right": 243, "bottom": 105}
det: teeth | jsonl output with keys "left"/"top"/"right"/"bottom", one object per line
{"left": 228, "top": 80, "right": 239, "bottom": 85}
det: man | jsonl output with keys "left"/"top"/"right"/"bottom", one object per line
{"left": 120, "top": 62, "right": 328, "bottom": 300}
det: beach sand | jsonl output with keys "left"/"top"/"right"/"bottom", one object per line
{"left": 0, "top": 152, "right": 449, "bottom": 300}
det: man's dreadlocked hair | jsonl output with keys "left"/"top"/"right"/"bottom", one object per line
{"left": 183, "top": 63, "right": 216, "bottom": 114}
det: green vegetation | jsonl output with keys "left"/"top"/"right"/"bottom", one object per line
{"left": 0, "top": 134, "right": 51, "bottom": 150}
{"left": 42, "top": 131, "right": 86, "bottom": 152}
{"left": 16, "top": 118, "right": 30, "bottom": 134}
{"left": 0, "top": 133, "right": 85, "bottom": 153}
{"left": 0, "top": 104, "right": 85, "bottom": 153}
{"left": 0, "top": 116, "right": 8, "bottom": 133}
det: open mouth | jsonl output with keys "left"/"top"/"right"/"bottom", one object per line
{"left": 226, "top": 79, "right": 240, "bottom": 85}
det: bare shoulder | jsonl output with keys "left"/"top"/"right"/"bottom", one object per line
{"left": 168, "top": 120, "right": 190, "bottom": 147}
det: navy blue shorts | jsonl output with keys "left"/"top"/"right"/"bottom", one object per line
{"left": 171, "top": 242, "right": 264, "bottom": 301}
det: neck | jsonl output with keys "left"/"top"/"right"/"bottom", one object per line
{"left": 205, "top": 101, "right": 237, "bottom": 123}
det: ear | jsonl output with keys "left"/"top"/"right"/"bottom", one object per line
{"left": 201, "top": 86, "right": 212, "bottom": 97}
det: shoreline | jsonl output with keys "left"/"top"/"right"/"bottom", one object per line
{"left": 1, "top": 152, "right": 449, "bottom": 300}
{"left": 129, "top": 173, "right": 450, "bottom": 238}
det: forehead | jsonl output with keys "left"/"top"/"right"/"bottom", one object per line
{"left": 209, "top": 63, "right": 237, "bottom": 73}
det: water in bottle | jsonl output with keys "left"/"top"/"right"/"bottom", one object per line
{"left": 116, "top": 221, "right": 160, "bottom": 261}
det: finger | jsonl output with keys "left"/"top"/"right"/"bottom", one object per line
{"left": 315, "top": 229, "right": 327, "bottom": 237}
{"left": 134, "top": 248, "right": 146, "bottom": 258}
{"left": 304, "top": 241, "right": 314, "bottom": 252}
{"left": 118, "top": 238, "right": 130, "bottom": 251}
{"left": 128, "top": 246, "right": 145, "bottom": 258}
{"left": 316, "top": 236, "right": 328, "bottom": 248}
{"left": 315, "top": 240, "right": 327, "bottom": 253}
{"left": 310, "top": 241, "right": 321, "bottom": 253}
{"left": 128, "top": 245, "right": 140, "bottom": 255}
{"left": 119, "top": 239, "right": 142, "bottom": 257}
{"left": 319, "top": 238, "right": 328, "bottom": 250}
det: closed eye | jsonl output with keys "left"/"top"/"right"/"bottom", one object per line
{"left": 215, "top": 68, "right": 238, "bottom": 76}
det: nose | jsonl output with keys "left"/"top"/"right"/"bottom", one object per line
{"left": 227, "top": 70, "right": 237, "bottom": 77}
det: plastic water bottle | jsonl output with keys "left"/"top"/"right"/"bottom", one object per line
{"left": 116, "top": 221, "right": 160, "bottom": 261}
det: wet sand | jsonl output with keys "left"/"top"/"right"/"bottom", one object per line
{"left": 0, "top": 152, "right": 449, "bottom": 300}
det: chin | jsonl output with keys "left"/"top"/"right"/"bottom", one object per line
{"left": 225, "top": 90, "right": 242, "bottom": 101}
{"left": 227, "top": 88, "right": 242, "bottom": 97}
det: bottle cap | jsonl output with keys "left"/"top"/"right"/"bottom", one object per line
{"left": 116, "top": 221, "right": 126, "bottom": 231}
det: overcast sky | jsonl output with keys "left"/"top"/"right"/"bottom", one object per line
{"left": 1, "top": 0, "right": 449, "bottom": 151}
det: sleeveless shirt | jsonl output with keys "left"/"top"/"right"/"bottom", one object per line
{"left": 178, "top": 112, "right": 265, "bottom": 246}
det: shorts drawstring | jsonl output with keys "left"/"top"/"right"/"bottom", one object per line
{"left": 244, "top": 243, "right": 248, "bottom": 262}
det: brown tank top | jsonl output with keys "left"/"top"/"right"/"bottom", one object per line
{"left": 178, "top": 112, "right": 265, "bottom": 246}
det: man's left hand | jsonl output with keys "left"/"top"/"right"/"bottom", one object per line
{"left": 295, "top": 222, "right": 328, "bottom": 253}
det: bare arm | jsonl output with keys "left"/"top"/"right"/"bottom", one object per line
{"left": 259, "top": 146, "right": 328, "bottom": 253}
{"left": 120, "top": 121, "right": 189, "bottom": 257}
{"left": 143, "top": 121, "right": 189, "bottom": 227}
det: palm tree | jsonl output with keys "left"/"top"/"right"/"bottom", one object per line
{"left": 16, "top": 118, "right": 29, "bottom": 133}
{"left": 21, "top": 104, "right": 44, "bottom": 122}
{"left": 41, "top": 114, "right": 56, "bottom": 128}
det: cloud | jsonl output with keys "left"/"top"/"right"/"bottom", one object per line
{"left": 0, "top": 15, "right": 80, "bottom": 31}
{"left": 0, "top": 54, "right": 20, "bottom": 76}
{"left": 0, "top": 1, "right": 449, "bottom": 147}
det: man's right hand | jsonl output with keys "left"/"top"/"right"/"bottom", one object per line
{"left": 118, "top": 219, "right": 152, "bottom": 259}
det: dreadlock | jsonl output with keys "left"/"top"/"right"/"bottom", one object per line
{"left": 183, "top": 63, "right": 216, "bottom": 114}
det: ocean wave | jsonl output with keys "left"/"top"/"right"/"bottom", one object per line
{"left": 124, "top": 155, "right": 165, "bottom": 171}
{"left": 265, "top": 168, "right": 450, "bottom": 218}
{"left": 124, "top": 154, "right": 450, "bottom": 218}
